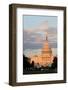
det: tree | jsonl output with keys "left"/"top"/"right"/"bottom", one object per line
{"left": 23, "top": 54, "right": 31, "bottom": 69}
{"left": 51, "top": 56, "right": 57, "bottom": 69}
{"left": 31, "top": 61, "right": 34, "bottom": 67}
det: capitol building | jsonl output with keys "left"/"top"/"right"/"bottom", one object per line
{"left": 30, "top": 32, "right": 54, "bottom": 67}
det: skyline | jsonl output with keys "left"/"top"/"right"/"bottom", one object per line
{"left": 23, "top": 15, "right": 57, "bottom": 57}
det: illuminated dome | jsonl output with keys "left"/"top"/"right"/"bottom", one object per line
{"left": 30, "top": 32, "right": 53, "bottom": 66}
{"left": 42, "top": 32, "right": 52, "bottom": 55}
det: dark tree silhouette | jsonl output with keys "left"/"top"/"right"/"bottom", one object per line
{"left": 23, "top": 54, "right": 31, "bottom": 69}
{"left": 31, "top": 61, "right": 34, "bottom": 67}
{"left": 51, "top": 56, "right": 57, "bottom": 69}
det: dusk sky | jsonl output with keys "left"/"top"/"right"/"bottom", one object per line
{"left": 23, "top": 15, "right": 57, "bottom": 57}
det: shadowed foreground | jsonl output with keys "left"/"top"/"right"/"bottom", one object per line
{"left": 23, "top": 55, "right": 57, "bottom": 75}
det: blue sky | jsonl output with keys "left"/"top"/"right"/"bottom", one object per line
{"left": 23, "top": 15, "right": 57, "bottom": 30}
{"left": 23, "top": 15, "right": 57, "bottom": 57}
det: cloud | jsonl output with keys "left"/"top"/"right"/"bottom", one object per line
{"left": 36, "top": 21, "right": 49, "bottom": 31}
{"left": 23, "top": 42, "right": 43, "bottom": 50}
{"left": 24, "top": 21, "right": 49, "bottom": 34}
{"left": 23, "top": 21, "right": 57, "bottom": 51}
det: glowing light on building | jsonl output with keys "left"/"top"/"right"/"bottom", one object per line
{"left": 30, "top": 31, "right": 53, "bottom": 67}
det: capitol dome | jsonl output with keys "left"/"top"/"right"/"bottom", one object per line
{"left": 30, "top": 32, "right": 53, "bottom": 67}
